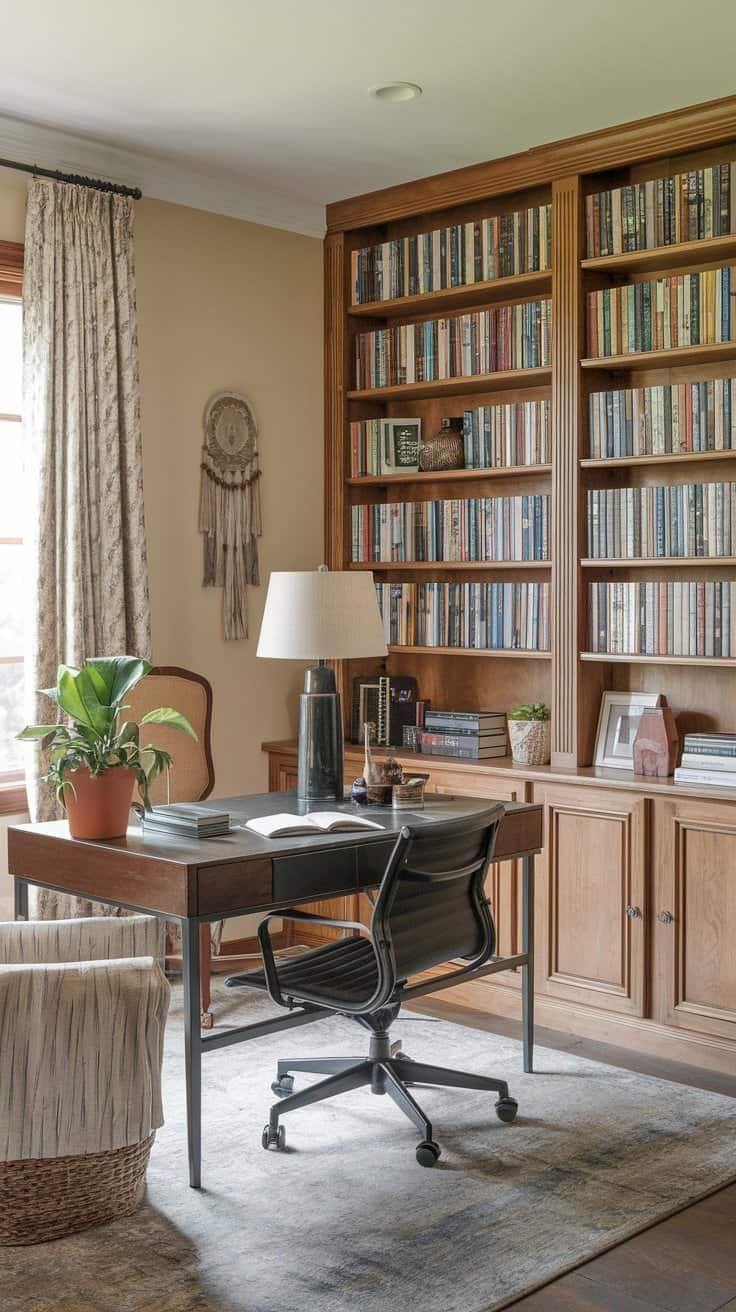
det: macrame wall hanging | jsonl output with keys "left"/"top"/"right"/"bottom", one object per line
{"left": 199, "top": 391, "right": 262, "bottom": 640}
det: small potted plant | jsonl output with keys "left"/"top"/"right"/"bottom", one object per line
{"left": 507, "top": 701, "right": 551, "bottom": 767}
{"left": 17, "top": 656, "right": 197, "bottom": 840}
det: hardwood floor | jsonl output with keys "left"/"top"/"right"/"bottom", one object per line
{"left": 409, "top": 997, "right": 736, "bottom": 1312}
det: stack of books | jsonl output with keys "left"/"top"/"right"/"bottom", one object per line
{"left": 141, "top": 803, "right": 230, "bottom": 838}
{"left": 352, "top": 494, "right": 550, "bottom": 563}
{"left": 376, "top": 581, "right": 550, "bottom": 651}
{"left": 463, "top": 399, "right": 551, "bottom": 468}
{"left": 586, "top": 481, "right": 736, "bottom": 559}
{"left": 586, "top": 161, "right": 736, "bottom": 258}
{"left": 354, "top": 299, "right": 552, "bottom": 390}
{"left": 589, "top": 581, "right": 736, "bottom": 657}
{"left": 419, "top": 709, "right": 508, "bottom": 760}
{"left": 351, "top": 203, "right": 552, "bottom": 304}
{"left": 674, "top": 734, "right": 736, "bottom": 788}
{"left": 587, "top": 267, "right": 736, "bottom": 358}
{"left": 588, "top": 379, "right": 736, "bottom": 460}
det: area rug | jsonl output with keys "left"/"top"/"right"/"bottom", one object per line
{"left": 4, "top": 982, "right": 736, "bottom": 1312}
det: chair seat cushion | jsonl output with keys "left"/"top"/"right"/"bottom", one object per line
{"left": 240, "top": 936, "right": 379, "bottom": 1009}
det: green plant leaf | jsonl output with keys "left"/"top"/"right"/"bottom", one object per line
{"left": 73, "top": 667, "right": 117, "bottom": 736}
{"left": 141, "top": 708, "right": 198, "bottom": 740}
{"left": 54, "top": 666, "right": 96, "bottom": 727}
{"left": 86, "top": 656, "right": 151, "bottom": 707}
{"left": 16, "top": 724, "right": 60, "bottom": 741}
{"left": 116, "top": 720, "right": 140, "bottom": 746}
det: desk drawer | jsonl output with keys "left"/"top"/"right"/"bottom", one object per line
{"left": 273, "top": 847, "right": 360, "bottom": 904}
{"left": 198, "top": 859, "right": 272, "bottom": 914}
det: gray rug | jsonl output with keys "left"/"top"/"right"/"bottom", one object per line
{"left": 4, "top": 981, "right": 736, "bottom": 1312}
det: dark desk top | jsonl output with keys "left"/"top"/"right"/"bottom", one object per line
{"left": 9, "top": 791, "right": 543, "bottom": 921}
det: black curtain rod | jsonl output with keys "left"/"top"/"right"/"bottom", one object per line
{"left": 0, "top": 156, "right": 142, "bottom": 199}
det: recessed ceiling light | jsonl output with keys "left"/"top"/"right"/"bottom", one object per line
{"left": 370, "top": 82, "right": 423, "bottom": 103}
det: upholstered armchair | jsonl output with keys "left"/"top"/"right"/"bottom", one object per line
{"left": 0, "top": 915, "right": 169, "bottom": 1245}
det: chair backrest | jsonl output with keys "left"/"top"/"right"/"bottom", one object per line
{"left": 371, "top": 806, "right": 504, "bottom": 987}
{"left": 125, "top": 666, "right": 214, "bottom": 805}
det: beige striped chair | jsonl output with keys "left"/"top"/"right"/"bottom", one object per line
{"left": 0, "top": 915, "right": 169, "bottom": 1245}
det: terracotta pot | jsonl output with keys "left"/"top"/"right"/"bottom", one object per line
{"left": 63, "top": 766, "right": 137, "bottom": 840}
{"left": 508, "top": 718, "right": 551, "bottom": 767}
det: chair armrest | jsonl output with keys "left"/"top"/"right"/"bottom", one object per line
{"left": 262, "top": 908, "right": 369, "bottom": 933}
{"left": 0, "top": 915, "right": 165, "bottom": 965}
{"left": 256, "top": 911, "right": 372, "bottom": 1007}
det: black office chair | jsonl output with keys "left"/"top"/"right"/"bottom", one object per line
{"left": 230, "top": 806, "right": 517, "bottom": 1166}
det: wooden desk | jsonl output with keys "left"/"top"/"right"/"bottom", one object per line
{"left": 8, "top": 790, "right": 543, "bottom": 1188}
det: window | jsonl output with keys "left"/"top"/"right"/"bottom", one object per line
{"left": 0, "top": 293, "right": 24, "bottom": 802}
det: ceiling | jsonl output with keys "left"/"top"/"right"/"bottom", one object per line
{"left": 1, "top": 0, "right": 736, "bottom": 236}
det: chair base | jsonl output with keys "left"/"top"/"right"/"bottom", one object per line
{"left": 261, "top": 1028, "right": 518, "bottom": 1167}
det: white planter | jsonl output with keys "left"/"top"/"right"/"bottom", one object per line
{"left": 508, "top": 718, "right": 551, "bottom": 767}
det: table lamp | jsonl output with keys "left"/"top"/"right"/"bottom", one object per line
{"left": 257, "top": 566, "right": 388, "bottom": 801}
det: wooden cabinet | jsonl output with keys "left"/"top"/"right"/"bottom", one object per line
{"left": 267, "top": 752, "right": 298, "bottom": 794}
{"left": 532, "top": 783, "right": 647, "bottom": 1017}
{"left": 652, "top": 797, "right": 736, "bottom": 1042}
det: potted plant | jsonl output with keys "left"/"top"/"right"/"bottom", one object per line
{"left": 17, "top": 656, "right": 197, "bottom": 840}
{"left": 507, "top": 701, "right": 551, "bottom": 767}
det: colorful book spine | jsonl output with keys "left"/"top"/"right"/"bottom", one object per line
{"left": 355, "top": 300, "right": 552, "bottom": 389}
{"left": 349, "top": 419, "right": 383, "bottom": 477}
{"left": 586, "top": 481, "right": 736, "bottom": 559}
{"left": 462, "top": 399, "right": 551, "bottom": 467}
{"left": 586, "top": 162, "right": 736, "bottom": 257}
{"left": 588, "top": 379, "right": 736, "bottom": 459}
{"left": 352, "top": 204, "right": 552, "bottom": 305}
{"left": 352, "top": 495, "right": 551, "bottom": 563}
{"left": 588, "top": 581, "right": 736, "bottom": 657}
{"left": 375, "top": 581, "right": 550, "bottom": 650}
{"left": 587, "top": 268, "right": 736, "bottom": 358}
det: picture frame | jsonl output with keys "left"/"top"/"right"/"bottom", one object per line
{"left": 593, "top": 691, "right": 663, "bottom": 770}
{"left": 379, "top": 418, "right": 421, "bottom": 475}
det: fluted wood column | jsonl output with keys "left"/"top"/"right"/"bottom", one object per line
{"left": 550, "top": 176, "right": 585, "bottom": 767}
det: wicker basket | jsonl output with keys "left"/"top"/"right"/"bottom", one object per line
{"left": 0, "top": 1133, "right": 154, "bottom": 1245}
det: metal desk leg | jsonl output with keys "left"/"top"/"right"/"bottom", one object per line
{"left": 182, "top": 918, "right": 202, "bottom": 1188}
{"left": 521, "top": 854, "right": 535, "bottom": 1074}
{"left": 14, "top": 877, "right": 28, "bottom": 921}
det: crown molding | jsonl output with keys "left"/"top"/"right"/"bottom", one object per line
{"left": 0, "top": 113, "right": 326, "bottom": 239}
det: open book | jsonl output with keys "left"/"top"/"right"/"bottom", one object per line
{"left": 245, "top": 811, "right": 385, "bottom": 839}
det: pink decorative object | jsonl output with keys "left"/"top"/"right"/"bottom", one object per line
{"left": 632, "top": 705, "right": 679, "bottom": 777}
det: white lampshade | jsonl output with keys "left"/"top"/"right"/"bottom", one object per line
{"left": 257, "top": 569, "right": 388, "bottom": 661}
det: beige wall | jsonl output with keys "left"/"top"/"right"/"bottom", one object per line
{"left": 0, "top": 167, "right": 324, "bottom": 928}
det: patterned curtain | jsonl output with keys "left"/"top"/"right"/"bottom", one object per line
{"left": 22, "top": 179, "right": 151, "bottom": 916}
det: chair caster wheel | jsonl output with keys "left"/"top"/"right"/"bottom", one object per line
{"left": 495, "top": 1096, "right": 519, "bottom": 1123}
{"left": 416, "top": 1139, "right": 441, "bottom": 1167}
{"left": 262, "top": 1123, "right": 286, "bottom": 1151}
{"left": 271, "top": 1075, "right": 294, "bottom": 1097}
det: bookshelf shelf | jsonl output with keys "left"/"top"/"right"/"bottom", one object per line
{"left": 580, "top": 652, "right": 736, "bottom": 668}
{"left": 580, "top": 450, "right": 736, "bottom": 470}
{"left": 346, "top": 366, "right": 551, "bottom": 403}
{"left": 581, "top": 233, "right": 736, "bottom": 276}
{"left": 349, "top": 269, "right": 553, "bottom": 319}
{"left": 349, "top": 560, "right": 551, "bottom": 572}
{"left": 387, "top": 644, "right": 551, "bottom": 659}
{"left": 347, "top": 464, "right": 552, "bottom": 487}
{"left": 581, "top": 557, "right": 736, "bottom": 568}
{"left": 581, "top": 342, "right": 736, "bottom": 373}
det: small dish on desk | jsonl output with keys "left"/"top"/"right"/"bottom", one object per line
{"left": 350, "top": 773, "right": 429, "bottom": 810}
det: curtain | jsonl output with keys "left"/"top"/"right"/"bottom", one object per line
{"left": 22, "top": 179, "right": 151, "bottom": 916}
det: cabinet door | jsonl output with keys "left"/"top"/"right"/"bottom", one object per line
{"left": 429, "top": 767, "right": 529, "bottom": 989}
{"left": 268, "top": 753, "right": 298, "bottom": 793}
{"left": 533, "top": 783, "right": 647, "bottom": 1016}
{"left": 653, "top": 797, "right": 736, "bottom": 1041}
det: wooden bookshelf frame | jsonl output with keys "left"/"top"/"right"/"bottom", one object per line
{"left": 326, "top": 93, "right": 736, "bottom": 769}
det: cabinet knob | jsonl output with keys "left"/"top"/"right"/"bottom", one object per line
{"left": 657, "top": 910, "right": 674, "bottom": 925}
{"left": 625, "top": 905, "right": 641, "bottom": 918}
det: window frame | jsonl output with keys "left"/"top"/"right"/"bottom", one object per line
{"left": 0, "top": 241, "right": 26, "bottom": 815}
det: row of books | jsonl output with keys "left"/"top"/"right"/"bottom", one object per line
{"left": 588, "top": 582, "right": 736, "bottom": 657}
{"left": 351, "top": 205, "right": 552, "bottom": 305}
{"left": 463, "top": 399, "right": 551, "bottom": 468}
{"left": 419, "top": 708, "right": 508, "bottom": 760}
{"left": 587, "top": 481, "right": 736, "bottom": 559}
{"left": 375, "top": 581, "right": 550, "bottom": 651}
{"left": 588, "top": 378, "right": 736, "bottom": 459}
{"left": 354, "top": 300, "right": 551, "bottom": 390}
{"left": 352, "top": 495, "right": 551, "bottom": 563}
{"left": 586, "top": 161, "right": 736, "bottom": 258}
{"left": 587, "top": 267, "right": 736, "bottom": 358}
{"left": 674, "top": 732, "right": 736, "bottom": 788}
